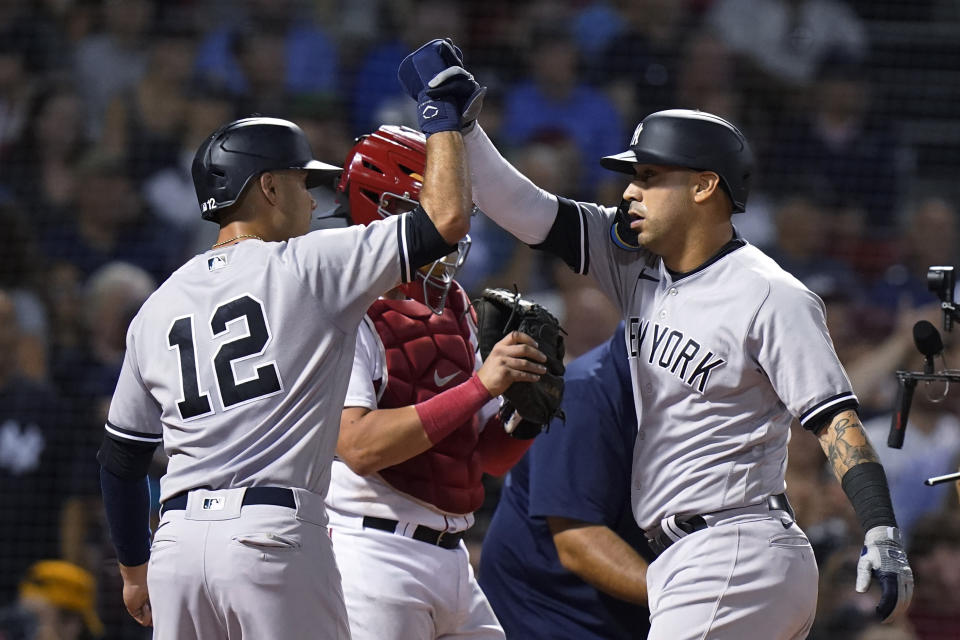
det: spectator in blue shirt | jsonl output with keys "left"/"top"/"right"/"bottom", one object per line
{"left": 479, "top": 324, "right": 652, "bottom": 639}
{"left": 502, "top": 22, "right": 624, "bottom": 201}
{"left": 193, "top": 0, "right": 338, "bottom": 100}
{"left": 349, "top": 1, "right": 465, "bottom": 135}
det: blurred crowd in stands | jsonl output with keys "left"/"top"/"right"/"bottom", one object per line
{"left": 0, "top": 0, "right": 959, "bottom": 638}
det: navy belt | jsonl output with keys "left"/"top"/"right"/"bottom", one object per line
{"left": 362, "top": 516, "right": 463, "bottom": 550}
{"left": 646, "top": 493, "right": 795, "bottom": 557}
{"left": 161, "top": 487, "right": 296, "bottom": 515}
{"left": 646, "top": 515, "right": 708, "bottom": 556}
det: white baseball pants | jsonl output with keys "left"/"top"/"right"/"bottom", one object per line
{"left": 328, "top": 512, "right": 503, "bottom": 640}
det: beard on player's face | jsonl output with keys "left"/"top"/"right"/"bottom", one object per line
{"left": 628, "top": 189, "right": 694, "bottom": 257}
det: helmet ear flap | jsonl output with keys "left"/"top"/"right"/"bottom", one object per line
{"left": 205, "top": 166, "right": 233, "bottom": 215}
{"left": 210, "top": 166, "right": 228, "bottom": 190}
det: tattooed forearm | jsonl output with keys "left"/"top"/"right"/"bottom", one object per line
{"left": 817, "top": 410, "right": 879, "bottom": 479}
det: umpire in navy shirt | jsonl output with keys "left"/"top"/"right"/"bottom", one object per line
{"left": 479, "top": 324, "right": 653, "bottom": 639}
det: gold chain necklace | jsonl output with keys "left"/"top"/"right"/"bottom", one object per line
{"left": 211, "top": 234, "right": 265, "bottom": 249}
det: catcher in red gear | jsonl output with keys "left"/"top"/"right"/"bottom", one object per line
{"left": 325, "top": 126, "right": 549, "bottom": 640}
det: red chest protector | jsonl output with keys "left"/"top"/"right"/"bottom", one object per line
{"left": 366, "top": 283, "right": 485, "bottom": 515}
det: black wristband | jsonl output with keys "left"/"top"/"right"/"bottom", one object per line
{"left": 841, "top": 461, "right": 898, "bottom": 531}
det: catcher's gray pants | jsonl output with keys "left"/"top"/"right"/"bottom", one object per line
{"left": 646, "top": 510, "right": 818, "bottom": 640}
{"left": 147, "top": 487, "right": 350, "bottom": 640}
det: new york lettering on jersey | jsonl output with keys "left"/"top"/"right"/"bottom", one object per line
{"left": 628, "top": 318, "right": 726, "bottom": 393}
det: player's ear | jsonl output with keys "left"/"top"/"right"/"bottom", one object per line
{"left": 259, "top": 172, "right": 280, "bottom": 206}
{"left": 693, "top": 171, "right": 721, "bottom": 205}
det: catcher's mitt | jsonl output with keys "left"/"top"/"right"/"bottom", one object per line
{"left": 473, "top": 287, "right": 566, "bottom": 438}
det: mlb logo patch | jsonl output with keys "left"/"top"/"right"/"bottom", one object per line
{"left": 208, "top": 254, "right": 228, "bottom": 271}
{"left": 202, "top": 497, "right": 225, "bottom": 510}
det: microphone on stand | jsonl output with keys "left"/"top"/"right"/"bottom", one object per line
{"left": 888, "top": 377, "right": 916, "bottom": 449}
{"left": 913, "top": 320, "right": 944, "bottom": 374}
{"left": 888, "top": 321, "right": 944, "bottom": 449}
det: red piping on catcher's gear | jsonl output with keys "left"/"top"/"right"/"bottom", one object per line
{"left": 336, "top": 125, "right": 472, "bottom": 315}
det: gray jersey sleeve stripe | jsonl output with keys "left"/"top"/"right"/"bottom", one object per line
{"left": 798, "top": 392, "right": 859, "bottom": 427}
{"left": 105, "top": 421, "right": 164, "bottom": 444}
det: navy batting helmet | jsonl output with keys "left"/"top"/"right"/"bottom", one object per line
{"left": 192, "top": 116, "right": 342, "bottom": 221}
{"left": 600, "top": 109, "right": 754, "bottom": 213}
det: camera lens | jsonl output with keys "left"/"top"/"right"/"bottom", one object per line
{"left": 928, "top": 266, "right": 956, "bottom": 304}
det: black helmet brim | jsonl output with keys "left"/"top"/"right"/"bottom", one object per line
{"left": 600, "top": 148, "right": 698, "bottom": 175}
{"left": 303, "top": 160, "right": 342, "bottom": 189}
{"left": 599, "top": 150, "right": 637, "bottom": 175}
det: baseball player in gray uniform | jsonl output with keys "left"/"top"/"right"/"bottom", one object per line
{"left": 396, "top": 40, "right": 914, "bottom": 640}
{"left": 95, "top": 111, "right": 475, "bottom": 638}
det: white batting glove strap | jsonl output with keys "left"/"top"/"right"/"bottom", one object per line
{"left": 425, "top": 66, "right": 486, "bottom": 131}
{"left": 856, "top": 526, "right": 914, "bottom": 623}
{"left": 427, "top": 65, "right": 474, "bottom": 89}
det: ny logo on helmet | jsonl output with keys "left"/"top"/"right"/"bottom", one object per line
{"left": 630, "top": 123, "right": 644, "bottom": 146}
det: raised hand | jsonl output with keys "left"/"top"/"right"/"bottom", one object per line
{"left": 398, "top": 38, "right": 486, "bottom": 135}
{"left": 397, "top": 38, "right": 464, "bottom": 99}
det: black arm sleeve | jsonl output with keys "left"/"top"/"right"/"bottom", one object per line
{"left": 97, "top": 433, "right": 157, "bottom": 479}
{"left": 530, "top": 197, "right": 589, "bottom": 275}
{"left": 404, "top": 205, "right": 459, "bottom": 280}
{"left": 99, "top": 462, "right": 152, "bottom": 566}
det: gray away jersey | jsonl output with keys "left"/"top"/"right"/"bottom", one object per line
{"left": 105, "top": 214, "right": 424, "bottom": 504}
{"left": 536, "top": 199, "right": 857, "bottom": 530}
